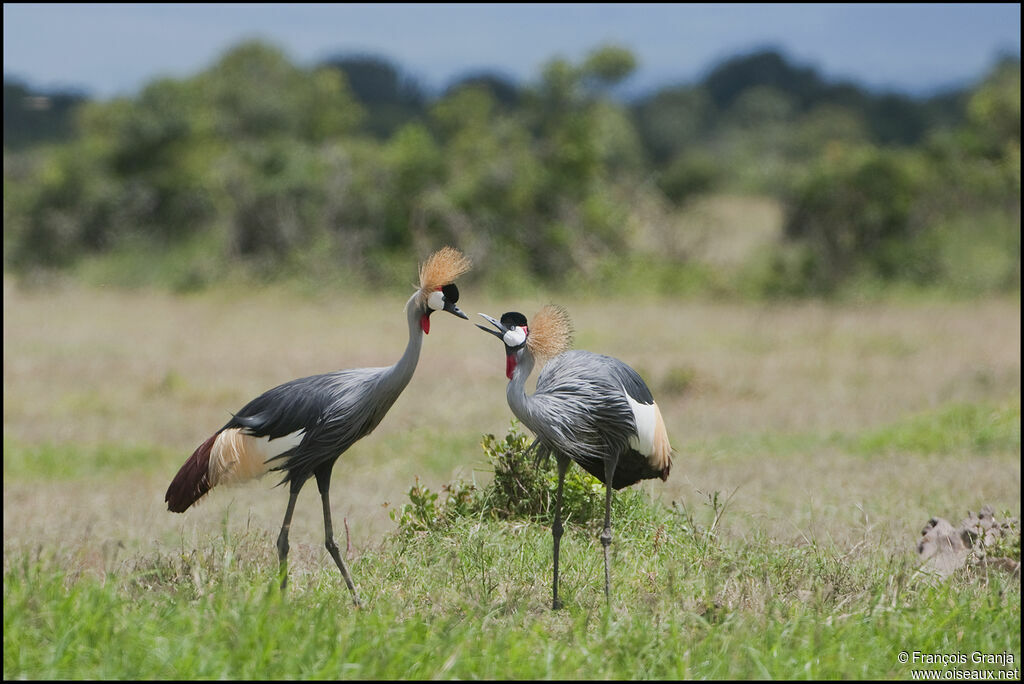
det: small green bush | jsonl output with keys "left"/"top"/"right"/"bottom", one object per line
{"left": 476, "top": 423, "right": 607, "bottom": 524}
{"left": 391, "top": 421, "right": 628, "bottom": 535}
{"left": 660, "top": 364, "right": 698, "bottom": 397}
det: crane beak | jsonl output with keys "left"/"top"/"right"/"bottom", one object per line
{"left": 476, "top": 313, "right": 508, "bottom": 340}
{"left": 444, "top": 301, "right": 469, "bottom": 320}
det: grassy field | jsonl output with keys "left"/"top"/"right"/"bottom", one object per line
{"left": 3, "top": 275, "right": 1020, "bottom": 679}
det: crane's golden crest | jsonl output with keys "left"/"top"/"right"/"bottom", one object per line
{"left": 526, "top": 304, "right": 575, "bottom": 363}
{"left": 418, "top": 246, "right": 471, "bottom": 302}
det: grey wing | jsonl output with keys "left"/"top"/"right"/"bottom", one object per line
{"left": 532, "top": 350, "right": 636, "bottom": 464}
{"left": 278, "top": 367, "right": 389, "bottom": 477}
{"left": 597, "top": 354, "right": 655, "bottom": 405}
{"left": 226, "top": 372, "right": 340, "bottom": 441}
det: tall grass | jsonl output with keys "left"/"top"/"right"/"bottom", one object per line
{"left": 5, "top": 498, "right": 1019, "bottom": 679}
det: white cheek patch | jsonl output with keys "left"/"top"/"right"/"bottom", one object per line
{"left": 427, "top": 289, "right": 445, "bottom": 311}
{"left": 503, "top": 327, "right": 527, "bottom": 347}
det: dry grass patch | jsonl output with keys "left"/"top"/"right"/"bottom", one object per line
{"left": 4, "top": 277, "right": 1020, "bottom": 574}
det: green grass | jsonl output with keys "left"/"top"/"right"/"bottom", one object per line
{"left": 1, "top": 437, "right": 180, "bottom": 481}
{"left": 850, "top": 399, "right": 1021, "bottom": 456}
{"left": 667, "top": 398, "right": 1021, "bottom": 467}
{"left": 5, "top": 506, "right": 1019, "bottom": 679}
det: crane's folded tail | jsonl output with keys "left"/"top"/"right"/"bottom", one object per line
{"left": 576, "top": 399, "right": 673, "bottom": 490}
{"left": 649, "top": 401, "right": 672, "bottom": 481}
{"left": 165, "top": 433, "right": 216, "bottom": 513}
{"left": 625, "top": 395, "right": 673, "bottom": 482}
{"left": 165, "top": 428, "right": 304, "bottom": 513}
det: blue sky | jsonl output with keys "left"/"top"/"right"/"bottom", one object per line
{"left": 3, "top": 3, "right": 1020, "bottom": 99}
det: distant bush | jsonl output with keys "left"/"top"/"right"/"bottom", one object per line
{"left": 657, "top": 153, "right": 720, "bottom": 205}
{"left": 3, "top": 80, "right": 86, "bottom": 150}
{"left": 783, "top": 146, "right": 922, "bottom": 292}
{"left": 3, "top": 42, "right": 1018, "bottom": 299}
{"left": 659, "top": 365, "right": 699, "bottom": 397}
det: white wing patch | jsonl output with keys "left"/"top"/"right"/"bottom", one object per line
{"left": 624, "top": 391, "right": 657, "bottom": 457}
{"left": 254, "top": 429, "right": 305, "bottom": 461}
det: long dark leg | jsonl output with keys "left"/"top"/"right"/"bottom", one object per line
{"left": 314, "top": 463, "right": 361, "bottom": 606}
{"left": 551, "top": 454, "right": 570, "bottom": 610}
{"left": 276, "top": 477, "right": 305, "bottom": 591}
{"left": 600, "top": 455, "right": 619, "bottom": 602}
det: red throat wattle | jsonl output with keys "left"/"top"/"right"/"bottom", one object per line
{"left": 420, "top": 314, "right": 430, "bottom": 334}
{"left": 506, "top": 354, "right": 517, "bottom": 380}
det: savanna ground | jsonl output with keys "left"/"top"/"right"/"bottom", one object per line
{"left": 3, "top": 266, "right": 1021, "bottom": 679}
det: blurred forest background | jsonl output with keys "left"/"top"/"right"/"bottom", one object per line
{"left": 3, "top": 41, "right": 1020, "bottom": 298}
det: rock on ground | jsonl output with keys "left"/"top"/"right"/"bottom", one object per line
{"left": 917, "top": 505, "right": 1020, "bottom": 579}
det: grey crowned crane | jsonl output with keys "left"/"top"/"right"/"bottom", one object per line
{"left": 477, "top": 305, "right": 672, "bottom": 609}
{"left": 165, "top": 247, "right": 472, "bottom": 604}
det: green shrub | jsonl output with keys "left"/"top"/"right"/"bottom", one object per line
{"left": 388, "top": 476, "right": 480, "bottom": 534}
{"left": 783, "top": 146, "right": 922, "bottom": 292}
{"left": 390, "top": 421, "right": 631, "bottom": 536}
{"left": 477, "top": 423, "right": 607, "bottom": 525}
{"left": 656, "top": 152, "right": 720, "bottom": 205}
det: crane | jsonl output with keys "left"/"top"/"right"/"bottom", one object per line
{"left": 476, "top": 305, "right": 672, "bottom": 609}
{"left": 165, "top": 246, "right": 472, "bottom": 605}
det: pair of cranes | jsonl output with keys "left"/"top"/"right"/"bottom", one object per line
{"left": 165, "top": 246, "right": 673, "bottom": 609}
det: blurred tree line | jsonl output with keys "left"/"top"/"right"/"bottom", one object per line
{"left": 3, "top": 42, "right": 1019, "bottom": 296}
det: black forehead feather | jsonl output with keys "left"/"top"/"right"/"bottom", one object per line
{"left": 500, "top": 311, "right": 528, "bottom": 328}
{"left": 441, "top": 283, "right": 459, "bottom": 303}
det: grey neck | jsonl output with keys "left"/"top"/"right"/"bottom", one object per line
{"left": 506, "top": 348, "right": 538, "bottom": 430}
{"left": 378, "top": 291, "right": 426, "bottom": 398}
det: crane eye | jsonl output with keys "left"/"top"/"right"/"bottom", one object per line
{"left": 427, "top": 289, "right": 445, "bottom": 312}
{"left": 503, "top": 326, "right": 527, "bottom": 347}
